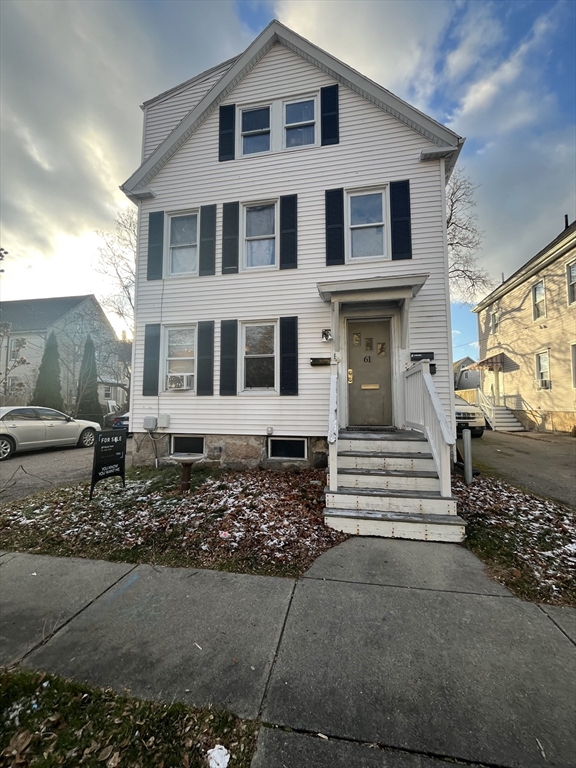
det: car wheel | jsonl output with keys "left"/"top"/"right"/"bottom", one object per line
{"left": 78, "top": 428, "right": 96, "bottom": 448}
{"left": 0, "top": 436, "right": 15, "bottom": 461}
{"left": 472, "top": 428, "right": 484, "bottom": 438}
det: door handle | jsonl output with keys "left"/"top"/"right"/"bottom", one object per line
{"left": 347, "top": 368, "right": 353, "bottom": 384}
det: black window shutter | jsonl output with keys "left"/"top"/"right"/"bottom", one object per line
{"left": 220, "top": 320, "right": 238, "bottom": 395}
{"left": 147, "top": 212, "right": 164, "bottom": 280}
{"left": 222, "top": 202, "right": 239, "bottom": 274}
{"left": 219, "top": 105, "right": 235, "bottom": 162}
{"left": 280, "top": 195, "right": 298, "bottom": 270}
{"left": 321, "top": 85, "right": 339, "bottom": 146}
{"left": 142, "top": 324, "right": 161, "bottom": 396}
{"left": 325, "top": 189, "right": 345, "bottom": 265}
{"left": 199, "top": 205, "right": 216, "bottom": 276}
{"left": 390, "top": 180, "right": 412, "bottom": 260}
{"left": 197, "top": 321, "right": 214, "bottom": 395}
{"left": 280, "top": 316, "right": 298, "bottom": 396}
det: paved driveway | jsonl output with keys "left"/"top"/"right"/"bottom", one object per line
{"left": 458, "top": 429, "right": 576, "bottom": 508}
{"left": 0, "top": 439, "right": 133, "bottom": 503}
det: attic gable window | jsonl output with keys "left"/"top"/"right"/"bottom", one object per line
{"left": 241, "top": 107, "right": 270, "bottom": 155}
{"left": 168, "top": 213, "right": 198, "bottom": 275}
{"left": 285, "top": 99, "right": 315, "bottom": 147}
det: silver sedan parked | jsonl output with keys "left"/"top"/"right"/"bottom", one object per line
{"left": 0, "top": 406, "right": 101, "bottom": 461}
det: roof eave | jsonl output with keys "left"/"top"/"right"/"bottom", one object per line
{"left": 473, "top": 224, "right": 576, "bottom": 312}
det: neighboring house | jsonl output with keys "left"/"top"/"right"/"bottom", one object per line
{"left": 472, "top": 220, "right": 576, "bottom": 433}
{"left": 122, "top": 20, "right": 466, "bottom": 541}
{"left": 0, "top": 295, "right": 128, "bottom": 411}
{"left": 453, "top": 356, "right": 480, "bottom": 391}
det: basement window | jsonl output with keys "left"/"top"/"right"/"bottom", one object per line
{"left": 268, "top": 437, "right": 307, "bottom": 460}
{"left": 172, "top": 435, "right": 204, "bottom": 455}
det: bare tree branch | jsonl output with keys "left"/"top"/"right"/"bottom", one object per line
{"left": 95, "top": 207, "right": 137, "bottom": 330}
{"left": 446, "top": 168, "right": 495, "bottom": 303}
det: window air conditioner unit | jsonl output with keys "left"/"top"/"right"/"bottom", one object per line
{"left": 535, "top": 379, "right": 550, "bottom": 390}
{"left": 167, "top": 374, "right": 192, "bottom": 390}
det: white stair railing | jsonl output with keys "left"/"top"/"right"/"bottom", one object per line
{"left": 477, "top": 390, "right": 496, "bottom": 428}
{"left": 404, "top": 360, "right": 454, "bottom": 497}
{"left": 327, "top": 368, "right": 339, "bottom": 492}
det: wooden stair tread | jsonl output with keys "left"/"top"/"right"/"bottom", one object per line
{"left": 324, "top": 508, "right": 465, "bottom": 526}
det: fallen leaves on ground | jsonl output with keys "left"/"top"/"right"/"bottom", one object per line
{"left": 0, "top": 468, "right": 347, "bottom": 577}
{"left": 454, "top": 476, "right": 576, "bottom": 606}
{"left": 0, "top": 669, "right": 257, "bottom": 768}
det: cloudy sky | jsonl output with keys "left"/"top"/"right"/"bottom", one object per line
{"left": 1, "top": 0, "right": 574, "bottom": 356}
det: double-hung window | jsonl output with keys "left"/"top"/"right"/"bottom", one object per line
{"left": 243, "top": 323, "right": 276, "bottom": 390}
{"left": 245, "top": 203, "right": 276, "bottom": 268}
{"left": 568, "top": 262, "right": 576, "bottom": 305}
{"left": 348, "top": 190, "right": 386, "bottom": 259}
{"left": 490, "top": 311, "right": 499, "bottom": 334}
{"left": 241, "top": 107, "right": 270, "bottom": 155}
{"left": 285, "top": 99, "right": 315, "bottom": 148}
{"left": 165, "top": 327, "right": 195, "bottom": 391}
{"left": 532, "top": 281, "right": 546, "bottom": 319}
{"left": 168, "top": 213, "right": 198, "bottom": 275}
{"left": 535, "top": 350, "right": 550, "bottom": 387}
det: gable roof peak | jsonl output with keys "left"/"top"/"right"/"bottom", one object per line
{"left": 122, "top": 20, "right": 463, "bottom": 198}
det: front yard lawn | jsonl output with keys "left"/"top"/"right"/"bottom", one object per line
{"left": 1, "top": 465, "right": 574, "bottom": 605}
{"left": 0, "top": 466, "right": 347, "bottom": 578}
{"left": 1, "top": 668, "right": 257, "bottom": 768}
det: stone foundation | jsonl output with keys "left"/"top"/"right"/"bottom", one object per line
{"left": 511, "top": 410, "right": 576, "bottom": 434}
{"left": 131, "top": 432, "right": 329, "bottom": 470}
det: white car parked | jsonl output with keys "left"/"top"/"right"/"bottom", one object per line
{"left": 454, "top": 395, "right": 485, "bottom": 438}
{"left": 0, "top": 406, "right": 101, "bottom": 461}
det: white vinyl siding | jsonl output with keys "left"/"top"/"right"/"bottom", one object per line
{"left": 143, "top": 60, "right": 234, "bottom": 161}
{"left": 132, "top": 43, "right": 453, "bottom": 436}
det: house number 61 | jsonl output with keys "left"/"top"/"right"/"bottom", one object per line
{"left": 364, "top": 355, "right": 371, "bottom": 363}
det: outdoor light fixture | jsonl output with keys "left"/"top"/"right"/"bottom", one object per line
{"left": 321, "top": 329, "right": 333, "bottom": 342}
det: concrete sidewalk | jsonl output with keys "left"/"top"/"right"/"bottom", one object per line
{"left": 1, "top": 542, "right": 575, "bottom": 767}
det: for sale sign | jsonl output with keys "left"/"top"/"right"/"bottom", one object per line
{"left": 90, "top": 430, "right": 126, "bottom": 499}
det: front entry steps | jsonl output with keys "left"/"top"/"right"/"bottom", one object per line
{"left": 486, "top": 406, "right": 525, "bottom": 432}
{"left": 324, "top": 430, "right": 465, "bottom": 543}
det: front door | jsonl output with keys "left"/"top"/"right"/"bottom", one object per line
{"left": 347, "top": 319, "right": 392, "bottom": 426}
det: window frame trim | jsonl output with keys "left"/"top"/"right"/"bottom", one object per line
{"left": 171, "top": 434, "right": 205, "bottom": 456}
{"left": 267, "top": 436, "right": 308, "bottom": 460}
{"left": 162, "top": 324, "right": 197, "bottom": 394}
{"left": 345, "top": 186, "right": 390, "bottom": 263}
{"left": 532, "top": 279, "right": 546, "bottom": 321}
{"left": 535, "top": 348, "right": 550, "bottom": 385}
{"left": 239, "top": 319, "right": 279, "bottom": 395}
{"left": 238, "top": 102, "right": 272, "bottom": 158}
{"left": 241, "top": 199, "right": 280, "bottom": 272}
{"left": 567, "top": 261, "right": 576, "bottom": 306}
{"left": 164, "top": 209, "right": 200, "bottom": 278}
{"left": 282, "top": 95, "right": 319, "bottom": 151}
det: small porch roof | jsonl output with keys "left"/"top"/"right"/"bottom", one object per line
{"left": 317, "top": 274, "right": 429, "bottom": 303}
{"left": 468, "top": 353, "right": 506, "bottom": 370}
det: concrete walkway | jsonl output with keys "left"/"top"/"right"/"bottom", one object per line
{"left": 1, "top": 541, "right": 575, "bottom": 768}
